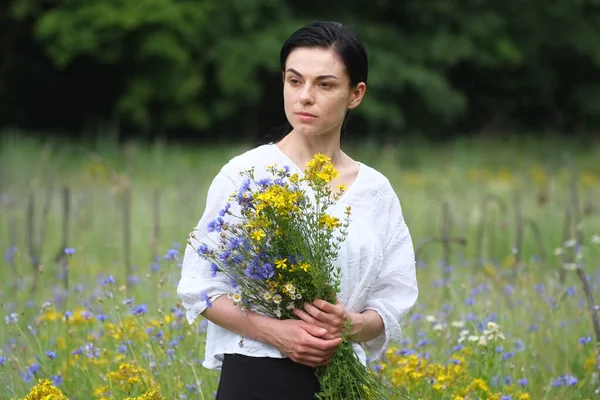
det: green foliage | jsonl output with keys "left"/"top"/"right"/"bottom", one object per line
{"left": 3, "top": 0, "right": 600, "bottom": 136}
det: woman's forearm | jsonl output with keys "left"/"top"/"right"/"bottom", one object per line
{"left": 350, "top": 310, "right": 384, "bottom": 343}
{"left": 201, "top": 295, "right": 278, "bottom": 346}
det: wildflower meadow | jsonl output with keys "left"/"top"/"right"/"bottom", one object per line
{"left": 0, "top": 134, "right": 599, "bottom": 399}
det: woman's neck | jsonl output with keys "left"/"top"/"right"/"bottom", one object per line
{"left": 275, "top": 130, "right": 345, "bottom": 169}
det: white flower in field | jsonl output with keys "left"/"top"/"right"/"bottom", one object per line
{"left": 451, "top": 321, "right": 465, "bottom": 328}
{"left": 575, "top": 251, "right": 585, "bottom": 262}
{"left": 564, "top": 239, "right": 577, "bottom": 247}
{"left": 231, "top": 292, "right": 242, "bottom": 306}
{"left": 563, "top": 263, "right": 578, "bottom": 271}
{"left": 592, "top": 234, "right": 600, "bottom": 244}
{"left": 425, "top": 315, "right": 437, "bottom": 322}
{"left": 274, "top": 308, "right": 281, "bottom": 318}
{"left": 487, "top": 322, "right": 499, "bottom": 330}
{"left": 42, "top": 301, "right": 52, "bottom": 311}
{"left": 478, "top": 336, "right": 488, "bottom": 346}
{"left": 273, "top": 294, "right": 282, "bottom": 305}
{"left": 553, "top": 248, "right": 564, "bottom": 256}
{"left": 468, "top": 335, "right": 480, "bottom": 342}
{"left": 433, "top": 323, "right": 445, "bottom": 331}
{"left": 262, "top": 291, "right": 273, "bottom": 302}
{"left": 286, "top": 302, "right": 295, "bottom": 311}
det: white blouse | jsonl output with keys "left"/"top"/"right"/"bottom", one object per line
{"left": 176, "top": 143, "right": 418, "bottom": 370}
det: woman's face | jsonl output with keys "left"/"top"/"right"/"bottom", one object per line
{"left": 283, "top": 47, "right": 366, "bottom": 138}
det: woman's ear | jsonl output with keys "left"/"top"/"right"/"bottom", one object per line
{"left": 348, "top": 82, "right": 367, "bottom": 110}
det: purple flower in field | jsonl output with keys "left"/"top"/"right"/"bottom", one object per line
{"left": 150, "top": 262, "right": 160, "bottom": 272}
{"left": 45, "top": 351, "right": 56, "bottom": 360}
{"left": 495, "top": 346, "right": 504, "bottom": 353}
{"left": 72, "top": 348, "right": 83, "bottom": 356}
{"left": 52, "top": 375, "right": 63, "bottom": 386}
{"left": 28, "top": 363, "right": 40, "bottom": 374}
{"left": 128, "top": 275, "right": 140, "bottom": 285}
{"left": 579, "top": 336, "right": 592, "bottom": 344}
{"left": 566, "top": 286, "right": 576, "bottom": 296}
{"left": 449, "top": 358, "right": 461, "bottom": 365}
{"left": 96, "top": 314, "right": 110, "bottom": 322}
{"left": 164, "top": 249, "right": 179, "bottom": 261}
{"left": 133, "top": 304, "right": 149, "bottom": 315}
{"left": 514, "top": 339, "right": 525, "bottom": 352}
{"left": 5, "top": 246, "right": 17, "bottom": 263}
{"left": 123, "top": 298, "right": 134, "bottom": 305}
{"left": 500, "top": 396, "right": 511, "bottom": 400}
{"left": 0, "top": 356, "right": 6, "bottom": 365}
{"left": 4, "top": 313, "right": 18, "bottom": 324}
{"left": 502, "top": 352, "right": 514, "bottom": 360}
{"left": 518, "top": 378, "right": 528, "bottom": 387}
{"left": 103, "top": 275, "right": 115, "bottom": 285}
{"left": 64, "top": 247, "right": 76, "bottom": 255}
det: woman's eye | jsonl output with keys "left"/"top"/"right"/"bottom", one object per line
{"left": 320, "top": 82, "right": 332, "bottom": 89}
{"left": 289, "top": 78, "right": 300, "bottom": 85}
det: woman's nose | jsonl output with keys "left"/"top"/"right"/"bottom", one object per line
{"left": 299, "top": 85, "right": 315, "bottom": 104}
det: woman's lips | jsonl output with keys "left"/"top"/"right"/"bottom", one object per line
{"left": 296, "top": 112, "right": 317, "bottom": 122}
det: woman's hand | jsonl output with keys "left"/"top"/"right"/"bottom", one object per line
{"left": 267, "top": 319, "right": 342, "bottom": 368}
{"left": 293, "top": 299, "right": 358, "bottom": 340}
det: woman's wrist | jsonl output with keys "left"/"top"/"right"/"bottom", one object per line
{"left": 349, "top": 310, "right": 383, "bottom": 343}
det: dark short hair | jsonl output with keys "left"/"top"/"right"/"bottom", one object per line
{"left": 280, "top": 21, "right": 368, "bottom": 87}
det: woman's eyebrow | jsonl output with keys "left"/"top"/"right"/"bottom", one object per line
{"left": 286, "top": 68, "right": 339, "bottom": 80}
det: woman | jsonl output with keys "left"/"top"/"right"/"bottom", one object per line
{"left": 177, "top": 21, "right": 418, "bottom": 399}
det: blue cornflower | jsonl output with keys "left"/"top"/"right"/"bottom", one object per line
{"left": 45, "top": 351, "right": 56, "bottom": 360}
{"left": 117, "top": 345, "right": 127, "bottom": 353}
{"left": 231, "top": 254, "right": 243, "bottom": 265}
{"left": 52, "top": 375, "right": 63, "bottom": 386}
{"left": 96, "top": 314, "right": 110, "bottom": 322}
{"left": 566, "top": 286, "right": 576, "bottom": 296}
{"left": 4, "top": 246, "right": 17, "bottom": 263}
{"left": 495, "top": 346, "right": 504, "bottom": 353}
{"left": 227, "top": 237, "right": 242, "bottom": 250}
{"left": 500, "top": 396, "right": 511, "bottom": 400}
{"left": 28, "top": 363, "right": 40, "bottom": 374}
{"left": 219, "top": 250, "right": 232, "bottom": 262}
{"left": 230, "top": 278, "right": 238, "bottom": 288}
{"left": 449, "top": 358, "right": 461, "bottom": 365}
{"left": 514, "top": 339, "right": 525, "bottom": 352}
{"left": 210, "top": 263, "right": 219, "bottom": 277}
{"left": 64, "top": 247, "right": 76, "bottom": 255}
{"left": 207, "top": 217, "right": 224, "bottom": 233}
{"left": 72, "top": 348, "right": 83, "bottom": 356}
{"left": 565, "top": 375, "right": 578, "bottom": 386}
{"left": 150, "top": 262, "right": 160, "bottom": 272}
{"left": 502, "top": 352, "right": 514, "bottom": 360}
{"left": 518, "top": 378, "right": 528, "bottom": 387}
{"left": 164, "top": 249, "right": 179, "bottom": 261}
{"left": 168, "top": 338, "right": 179, "bottom": 348}
{"left": 396, "top": 348, "right": 417, "bottom": 356}
{"left": 464, "top": 296, "right": 475, "bottom": 306}
{"left": 4, "top": 313, "right": 18, "bottom": 324}
{"left": 103, "top": 275, "right": 115, "bottom": 285}
{"left": 201, "top": 292, "right": 212, "bottom": 308}
{"left": 128, "top": 275, "right": 140, "bottom": 285}
{"left": 218, "top": 203, "right": 231, "bottom": 217}
{"left": 197, "top": 244, "right": 210, "bottom": 256}
{"left": 123, "top": 297, "right": 134, "bottom": 305}
{"left": 0, "top": 356, "right": 6, "bottom": 365}
{"left": 133, "top": 304, "right": 149, "bottom": 315}
{"left": 579, "top": 336, "right": 592, "bottom": 344}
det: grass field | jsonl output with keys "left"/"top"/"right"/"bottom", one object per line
{"left": 0, "top": 133, "right": 599, "bottom": 399}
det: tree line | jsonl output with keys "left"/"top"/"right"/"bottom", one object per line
{"left": 1, "top": 0, "right": 599, "bottom": 141}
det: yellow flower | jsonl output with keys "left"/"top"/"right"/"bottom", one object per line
{"left": 22, "top": 379, "right": 68, "bottom": 400}
{"left": 319, "top": 214, "right": 341, "bottom": 229}
{"left": 275, "top": 258, "right": 288, "bottom": 270}
{"left": 299, "top": 262, "right": 310, "bottom": 272}
{"left": 125, "top": 388, "right": 165, "bottom": 400}
{"left": 250, "top": 229, "right": 266, "bottom": 241}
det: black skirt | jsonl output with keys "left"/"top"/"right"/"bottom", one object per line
{"left": 215, "top": 353, "right": 321, "bottom": 400}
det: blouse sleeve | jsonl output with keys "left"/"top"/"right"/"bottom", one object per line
{"left": 177, "top": 169, "right": 238, "bottom": 325}
{"left": 362, "top": 187, "right": 419, "bottom": 361}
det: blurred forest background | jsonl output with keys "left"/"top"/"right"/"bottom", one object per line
{"left": 1, "top": 0, "right": 600, "bottom": 143}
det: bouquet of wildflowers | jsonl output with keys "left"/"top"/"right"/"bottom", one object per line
{"left": 188, "top": 154, "right": 409, "bottom": 400}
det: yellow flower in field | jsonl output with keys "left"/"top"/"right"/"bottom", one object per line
{"left": 584, "top": 352, "right": 597, "bottom": 372}
{"left": 250, "top": 229, "right": 266, "bottom": 241}
{"left": 94, "top": 385, "right": 111, "bottom": 398}
{"left": 125, "top": 388, "right": 165, "bottom": 400}
{"left": 22, "top": 379, "right": 68, "bottom": 399}
{"left": 299, "top": 262, "right": 310, "bottom": 272}
{"left": 275, "top": 258, "right": 287, "bottom": 270}
{"left": 319, "top": 214, "right": 341, "bottom": 229}
{"left": 305, "top": 153, "right": 339, "bottom": 183}
{"left": 290, "top": 173, "right": 300, "bottom": 183}
{"left": 517, "top": 394, "right": 531, "bottom": 400}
